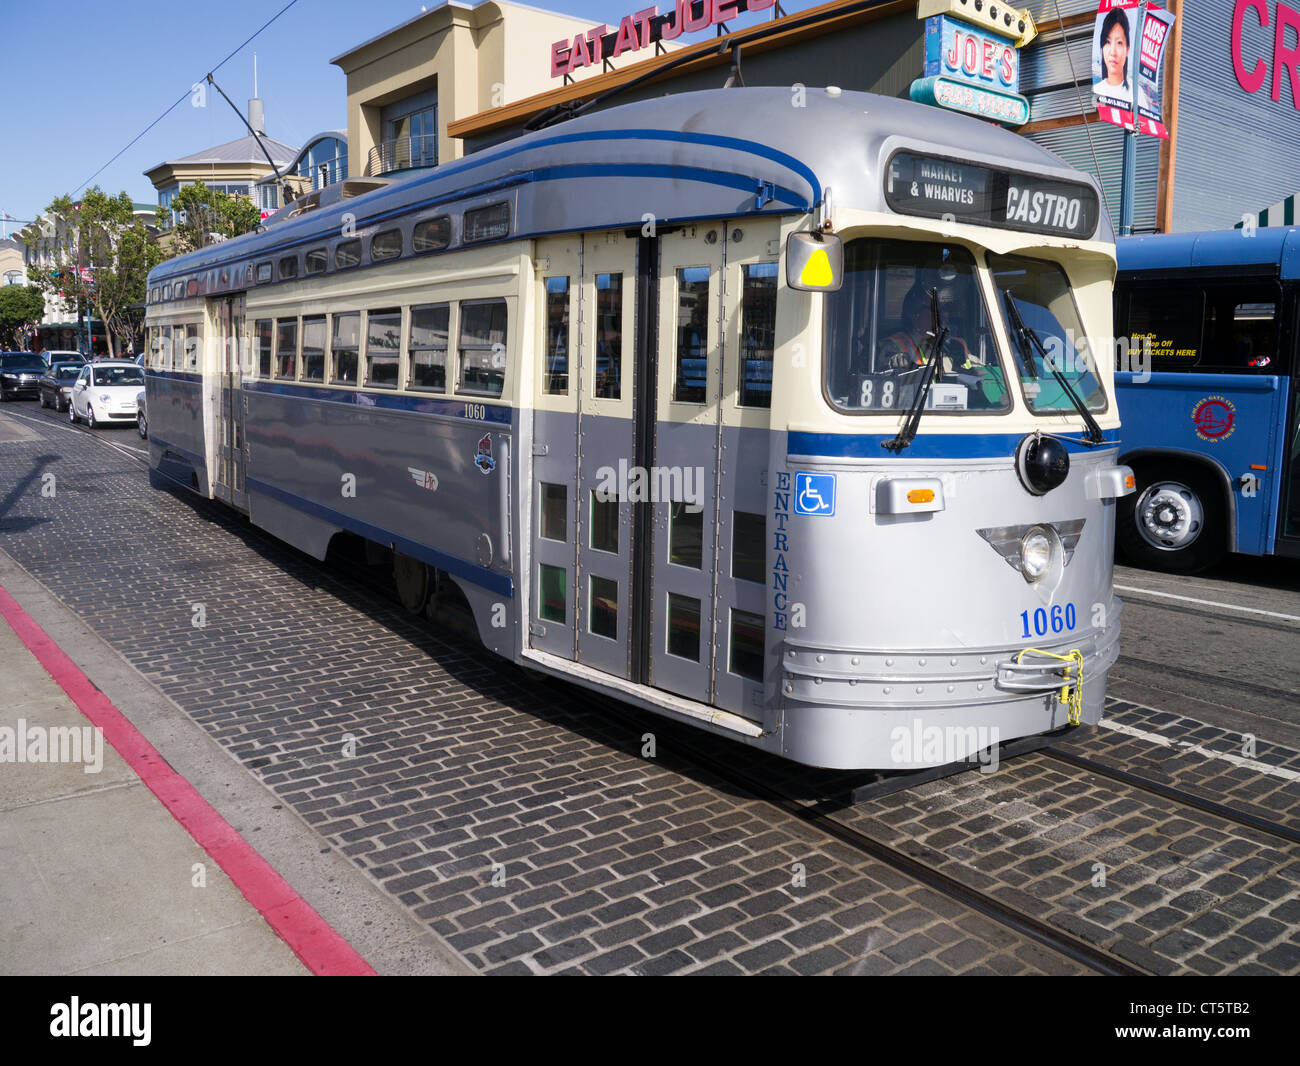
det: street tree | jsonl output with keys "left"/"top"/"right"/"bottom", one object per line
{"left": 0, "top": 285, "right": 47, "bottom": 348}
{"left": 158, "top": 182, "right": 261, "bottom": 256}
{"left": 24, "top": 188, "right": 160, "bottom": 359}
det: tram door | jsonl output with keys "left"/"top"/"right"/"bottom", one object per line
{"left": 529, "top": 232, "right": 638, "bottom": 678}
{"left": 214, "top": 295, "right": 249, "bottom": 513}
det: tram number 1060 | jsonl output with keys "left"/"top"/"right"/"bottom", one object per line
{"left": 1019, "top": 603, "right": 1077, "bottom": 638}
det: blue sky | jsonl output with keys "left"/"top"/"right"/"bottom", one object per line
{"left": 0, "top": 0, "right": 812, "bottom": 232}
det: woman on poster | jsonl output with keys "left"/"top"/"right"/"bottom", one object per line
{"left": 1092, "top": 7, "right": 1132, "bottom": 107}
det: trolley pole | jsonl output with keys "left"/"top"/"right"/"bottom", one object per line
{"left": 1119, "top": 0, "right": 1146, "bottom": 237}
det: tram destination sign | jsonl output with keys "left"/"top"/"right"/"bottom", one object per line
{"left": 884, "top": 152, "right": 1101, "bottom": 240}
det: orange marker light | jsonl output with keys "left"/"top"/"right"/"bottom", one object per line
{"left": 1251, "top": 464, "right": 1267, "bottom": 471}
{"left": 1124, "top": 474, "right": 1136, "bottom": 489}
{"left": 907, "top": 489, "right": 935, "bottom": 504}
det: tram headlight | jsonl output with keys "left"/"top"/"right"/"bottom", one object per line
{"left": 1019, "top": 527, "right": 1052, "bottom": 582}
{"left": 1015, "top": 433, "right": 1070, "bottom": 496}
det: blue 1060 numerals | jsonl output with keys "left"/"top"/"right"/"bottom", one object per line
{"left": 1019, "top": 603, "right": 1077, "bottom": 638}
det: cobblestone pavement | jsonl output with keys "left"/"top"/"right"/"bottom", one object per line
{"left": 2, "top": 410, "right": 1297, "bottom": 975}
{"left": 0, "top": 413, "right": 1089, "bottom": 975}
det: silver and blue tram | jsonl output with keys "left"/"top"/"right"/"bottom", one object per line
{"left": 143, "top": 87, "right": 1134, "bottom": 770}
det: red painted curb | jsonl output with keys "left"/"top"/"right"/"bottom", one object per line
{"left": 0, "top": 584, "right": 376, "bottom": 976}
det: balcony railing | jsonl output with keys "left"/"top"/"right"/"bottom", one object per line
{"left": 366, "top": 135, "right": 438, "bottom": 177}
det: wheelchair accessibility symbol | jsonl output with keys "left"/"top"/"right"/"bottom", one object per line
{"left": 794, "top": 472, "right": 836, "bottom": 517}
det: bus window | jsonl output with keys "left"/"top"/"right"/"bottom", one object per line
{"left": 1120, "top": 283, "right": 1204, "bottom": 373}
{"left": 1204, "top": 286, "right": 1282, "bottom": 372}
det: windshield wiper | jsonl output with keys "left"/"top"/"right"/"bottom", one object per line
{"left": 1000, "top": 289, "right": 1105, "bottom": 446}
{"left": 883, "top": 288, "right": 947, "bottom": 453}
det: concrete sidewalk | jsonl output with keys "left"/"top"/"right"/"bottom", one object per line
{"left": 0, "top": 608, "right": 311, "bottom": 976}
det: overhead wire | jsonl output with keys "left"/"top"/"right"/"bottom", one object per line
{"left": 74, "top": 0, "right": 300, "bottom": 195}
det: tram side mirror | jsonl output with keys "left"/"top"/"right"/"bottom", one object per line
{"left": 785, "top": 232, "right": 843, "bottom": 292}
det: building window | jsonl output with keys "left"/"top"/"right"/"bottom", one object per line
{"left": 409, "top": 304, "right": 449, "bottom": 392}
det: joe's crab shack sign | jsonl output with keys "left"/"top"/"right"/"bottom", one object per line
{"left": 550, "top": 0, "right": 778, "bottom": 78}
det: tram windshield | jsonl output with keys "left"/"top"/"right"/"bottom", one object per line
{"left": 989, "top": 253, "right": 1106, "bottom": 413}
{"left": 824, "top": 239, "right": 1010, "bottom": 414}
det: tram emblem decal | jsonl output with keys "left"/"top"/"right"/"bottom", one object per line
{"left": 793, "top": 472, "right": 836, "bottom": 516}
{"left": 407, "top": 467, "right": 440, "bottom": 492}
{"left": 1191, "top": 395, "right": 1236, "bottom": 442}
{"left": 475, "top": 434, "right": 497, "bottom": 474}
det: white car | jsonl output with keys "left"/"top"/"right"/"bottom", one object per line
{"left": 68, "top": 361, "right": 145, "bottom": 429}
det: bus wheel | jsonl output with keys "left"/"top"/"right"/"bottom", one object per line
{"left": 1118, "top": 463, "right": 1226, "bottom": 573}
{"left": 393, "top": 551, "right": 429, "bottom": 613}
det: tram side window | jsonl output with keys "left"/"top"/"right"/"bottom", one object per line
{"left": 279, "top": 256, "right": 299, "bottom": 281}
{"left": 301, "top": 316, "right": 326, "bottom": 382}
{"left": 185, "top": 323, "right": 200, "bottom": 371}
{"left": 595, "top": 274, "right": 621, "bottom": 400}
{"left": 371, "top": 230, "right": 402, "bottom": 263}
{"left": 458, "top": 299, "right": 507, "bottom": 398}
{"left": 305, "top": 249, "right": 327, "bottom": 276}
{"left": 366, "top": 309, "right": 401, "bottom": 388}
{"left": 544, "top": 277, "right": 569, "bottom": 394}
{"left": 332, "top": 312, "right": 360, "bottom": 385}
{"left": 335, "top": 240, "right": 362, "bottom": 270}
{"left": 675, "top": 267, "right": 709, "bottom": 404}
{"left": 275, "top": 319, "right": 298, "bottom": 380}
{"left": 738, "top": 263, "right": 777, "bottom": 408}
{"left": 413, "top": 217, "right": 451, "bottom": 253}
{"left": 409, "top": 304, "right": 449, "bottom": 392}
{"left": 255, "top": 319, "right": 272, "bottom": 378}
{"left": 1119, "top": 283, "right": 1204, "bottom": 373}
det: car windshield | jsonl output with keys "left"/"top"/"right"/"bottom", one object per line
{"left": 92, "top": 366, "right": 145, "bottom": 387}
{"left": 824, "top": 238, "right": 1010, "bottom": 414}
{"left": 988, "top": 253, "right": 1106, "bottom": 413}
{"left": 55, "top": 365, "right": 81, "bottom": 381}
{"left": 1, "top": 354, "right": 44, "bottom": 370}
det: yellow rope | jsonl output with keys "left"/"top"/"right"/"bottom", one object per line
{"left": 1017, "top": 647, "right": 1085, "bottom": 725}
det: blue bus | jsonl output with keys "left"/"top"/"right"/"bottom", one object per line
{"left": 1113, "top": 227, "right": 1300, "bottom": 571}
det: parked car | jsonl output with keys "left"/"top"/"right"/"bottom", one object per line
{"left": 42, "top": 350, "right": 87, "bottom": 366}
{"left": 38, "top": 362, "right": 87, "bottom": 411}
{"left": 67, "top": 361, "right": 145, "bottom": 428}
{"left": 0, "top": 352, "right": 47, "bottom": 400}
{"left": 136, "top": 388, "right": 148, "bottom": 439}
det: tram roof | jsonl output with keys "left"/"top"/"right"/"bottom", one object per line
{"left": 148, "top": 87, "right": 1111, "bottom": 288}
{"left": 1118, "top": 226, "right": 1300, "bottom": 279}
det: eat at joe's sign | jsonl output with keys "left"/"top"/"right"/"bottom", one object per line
{"left": 1232, "top": 0, "right": 1300, "bottom": 105}
{"left": 551, "top": 0, "right": 776, "bottom": 77}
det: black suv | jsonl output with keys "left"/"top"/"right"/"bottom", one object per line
{"left": 0, "top": 352, "right": 48, "bottom": 400}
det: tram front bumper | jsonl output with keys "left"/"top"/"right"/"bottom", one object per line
{"left": 781, "top": 620, "right": 1119, "bottom": 713}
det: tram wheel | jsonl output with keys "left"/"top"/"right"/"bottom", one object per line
{"left": 393, "top": 551, "right": 430, "bottom": 613}
{"left": 1117, "top": 461, "right": 1226, "bottom": 573}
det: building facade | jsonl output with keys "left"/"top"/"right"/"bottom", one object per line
{"left": 330, "top": 1, "right": 624, "bottom": 182}
{"left": 253, "top": 132, "right": 350, "bottom": 215}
